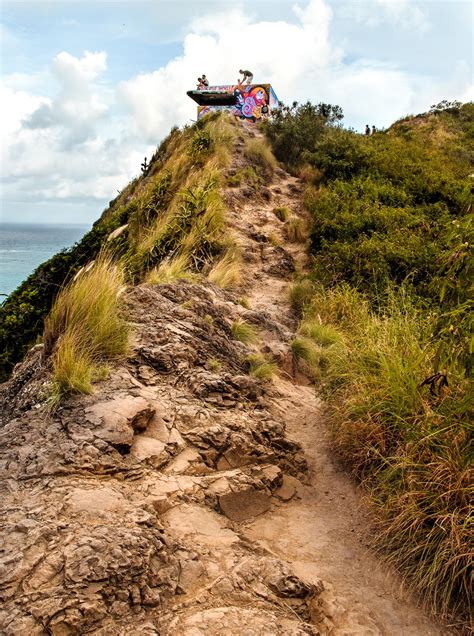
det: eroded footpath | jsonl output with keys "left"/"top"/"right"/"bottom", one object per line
{"left": 0, "top": 126, "right": 444, "bottom": 635}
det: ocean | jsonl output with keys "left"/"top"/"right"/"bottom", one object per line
{"left": 0, "top": 223, "right": 89, "bottom": 298}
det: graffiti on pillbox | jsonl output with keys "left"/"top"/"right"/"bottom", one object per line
{"left": 198, "top": 85, "right": 271, "bottom": 121}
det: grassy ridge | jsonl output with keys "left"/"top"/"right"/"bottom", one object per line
{"left": 0, "top": 114, "right": 238, "bottom": 382}
{"left": 266, "top": 101, "right": 473, "bottom": 623}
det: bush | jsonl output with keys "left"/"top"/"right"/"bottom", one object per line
{"left": 263, "top": 101, "right": 343, "bottom": 167}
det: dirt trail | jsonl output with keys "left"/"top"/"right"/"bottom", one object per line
{"left": 224, "top": 130, "right": 443, "bottom": 635}
{"left": 0, "top": 124, "right": 448, "bottom": 635}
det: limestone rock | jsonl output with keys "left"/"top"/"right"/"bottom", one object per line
{"left": 219, "top": 488, "right": 271, "bottom": 522}
{"left": 85, "top": 395, "right": 155, "bottom": 447}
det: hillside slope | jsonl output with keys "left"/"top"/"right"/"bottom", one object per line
{"left": 0, "top": 121, "right": 445, "bottom": 634}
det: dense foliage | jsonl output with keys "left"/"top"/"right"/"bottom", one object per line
{"left": 266, "top": 101, "right": 473, "bottom": 623}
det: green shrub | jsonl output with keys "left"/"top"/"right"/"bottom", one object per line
{"left": 262, "top": 101, "right": 343, "bottom": 167}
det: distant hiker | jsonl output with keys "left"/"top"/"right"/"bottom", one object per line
{"left": 372, "top": 125, "right": 376, "bottom": 135}
{"left": 197, "top": 77, "right": 205, "bottom": 89}
{"left": 239, "top": 69, "right": 253, "bottom": 85}
{"left": 201, "top": 74, "right": 209, "bottom": 87}
{"left": 365, "top": 124, "right": 370, "bottom": 135}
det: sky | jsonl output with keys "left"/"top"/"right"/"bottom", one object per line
{"left": 1, "top": 0, "right": 473, "bottom": 225}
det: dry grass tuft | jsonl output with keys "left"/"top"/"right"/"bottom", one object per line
{"left": 244, "top": 137, "right": 277, "bottom": 180}
{"left": 44, "top": 255, "right": 129, "bottom": 404}
{"left": 273, "top": 206, "right": 290, "bottom": 222}
{"left": 285, "top": 216, "right": 307, "bottom": 243}
{"left": 146, "top": 253, "right": 195, "bottom": 285}
{"left": 231, "top": 318, "right": 258, "bottom": 344}
{"left": 208, "top": 247, "right": 242, "bottom": 289}
{"left": 246, "top": 353, "right": 277, "bottom": 381}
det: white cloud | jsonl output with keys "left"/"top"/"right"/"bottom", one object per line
{"left": 337, "top": 0, "right": 429, "bottom": 32}
{"left": 22, "top": 51, "right": 108, "bottom": 147}
{"left": 0, "top": 0, "right": 472, "bottom": 224}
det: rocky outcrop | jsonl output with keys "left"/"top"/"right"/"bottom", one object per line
{"left": 0, "top": 272, "right": 317, "bottom": 634}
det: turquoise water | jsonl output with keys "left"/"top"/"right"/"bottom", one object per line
{"left": 0, "top": 223, "right": 89, "bottom": 297}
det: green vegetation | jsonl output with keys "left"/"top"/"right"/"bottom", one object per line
{"left": 0, "top": 114, "right": 238, "bottom": 381}
{"left": 273, "top": 206, "right": 290, "bottom": 222}
{"left": 246, "top": 353, "right": 277, "bottom": 380}
{"left": 285, "top": 216, "right": 306, "bottom": 243}
{"left": 298, "top": 319, "right": 341, "bottom": 347}
{"left": 146, "top": 253, "right": 195, "bottom": 285}
{"left": 301, "top": 285, "right": 472, "bottom": 620}
{"left": 288, "top": 279, "right": 315, "bottom": 316}
{"left": 206, "top": 358, "right": 222, "bottom": 372}
{"left": 44, "top": 256, "right": 129, "bottom": 403}
{"left": 207, "top": 247, "right": 242, "bottom": 289}
{"left": 231, "top": 318, "right": 258, "bottom": 344}
{"left": 265, "top": 100, "right": 473, "bottom": 624}
{"left": 290, "top": 336, "right": 320, "bottom": 378}
{"left": 227, "top": 165, "right": 262, "bottom": 188}
{"left": 243, "top": 137, "right": 277, "bottom": 182}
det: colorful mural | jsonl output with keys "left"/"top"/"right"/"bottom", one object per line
{"left": 187, "top": 83, "right": 280, "bottom": 122}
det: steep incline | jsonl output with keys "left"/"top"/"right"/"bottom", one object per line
{"left": 0, "top": 124, "right": 444, "bottom": 635}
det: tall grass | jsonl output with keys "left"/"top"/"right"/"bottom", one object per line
{"left": 288, "top": 279, "right": 315, "bottom": 316}
{"left": 303, "top": 284, "right": 473, "bottom": 621}
{"left": 146, "top": 253, "right": 195, "bottom": 285}
{"left": 290, "top": 336, "right": 321, "bottom": 378}
{"left": 285, "top": 216, "right": 307, "bottom": 243}
{"left": 207, "top": 246, "right": 242, "bottom": 289}
{"left": 244, "top": 137, "right": 277, "bottom": 181}
{"left": 43, "top": 256, "right": 129, "bottom": 402}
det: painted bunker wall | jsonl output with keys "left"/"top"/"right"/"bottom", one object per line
{"left": 187, "top": 84, "right": 281, "bottom": 122}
